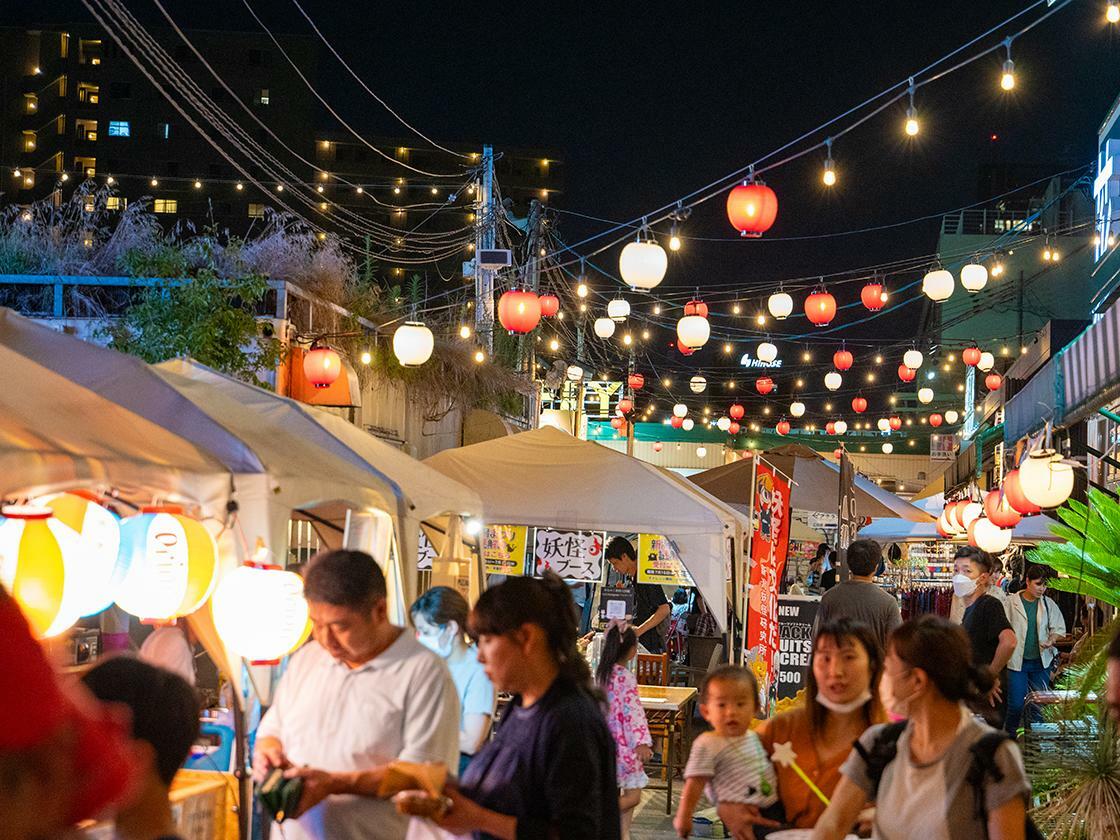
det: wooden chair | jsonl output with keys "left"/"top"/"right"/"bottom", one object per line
{"left": 671, "top": 638, "right": 725, "bottom": 688}
{"left": 636, "top": 652, "right": 670, "bottom": 686}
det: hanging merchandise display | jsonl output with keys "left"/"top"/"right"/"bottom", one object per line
{"left": 690, "top": 375, "right": 708, "bottom": 394}
{"left": 903, "top": 349, "right": 924, "bottom": 370}
{"left": 977, "top": 352, "right": 995, "bottom": 372}
{"left": 824, "top": 371, "right": 842, "bottom": 391}
{"left": 593, "top": 317, "right": 616, "bottom": 339}
{"left": 729, "top": 403, "right": 746, "bottom": 420}
{"left": 852, "top": 396, "right": 868, "bottom": 413}
{"left": 211, "top": 563, "right": 311, "bottom": 664}
{"left": 898, "top": 365, "right": 916, "bottom": 383}
{"left": 1018, "top": 449, "right": 1075, "bottom": 508}
{"left": 303, "top": 343, "right": 342, "bottom": 389}
{"left": 805, "top": 288, "right": 838, "bottom": 326}
{"left": 498, "top": 289, "right": 543, "bottom": 334}
{"left": 115, "top": 507, "right": 219, "bottom": 622}
{"left": 922, "top": 267, "right": 955, "bottom": 302}
{"left": 833, "top": 348, "right": 854, "bottom": 371}
{"left": 963, "top": 345, "right": 982, "bottom": 366}
{"left": 960, "top": 263, "right": 988, "bottom": 293}
{"left": 677, "top": 313, "right": 711, "bottom": 350}
{"left": 790, "top": 401, "right": 806, "bottom": 417}
{"left": 861, "top": 281, "right": 888, "bottom": 311}
{"left": 984, "top": 489, "right": 1022, "bottom": 528}
{"left": 538, "top": 294, "right": 560, "bottom": 317}
{"left": 757, "top": 341, "right": 779, "bottom": 363}
{"left": 38, "top": 492, "right": 123, "bottom": 618}
{"left": 726, "top": 180, "right": 779, "bottom": 237}
{"left": 0, "top": 506, "right": 86, "bottom": 638}
{"left": 618, "top": 234, "right": 669, "bottom": 291}
{"left": 767, "top": 291, "right": 794, "bottom": 320}
{"left": 392, "top": 322, "right": 435, "bottom": 367}
{"left": 607, "top": 297, "right": 631, "bottom": 322}
{"left": 756, "top": 376, "right": 775, "bottom": 395}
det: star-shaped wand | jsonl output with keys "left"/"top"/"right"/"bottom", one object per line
{"left": 770, "top": 741, "right": 830, "bottom": 806}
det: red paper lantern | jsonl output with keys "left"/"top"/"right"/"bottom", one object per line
{"left": 684, "top": 299, "right": 709, "bottom": 318}
{"left": 628, "top": 373, "right": 645, "bottom": 390}
{"left": 967, "top": 519, "right": 980, "bottom": 548}
{"left": 610, "top": 417, "right": 623, "bottom": 430}
{"left": 985, "top": 373, "right": 1003, "bottom": 391}
{"left": 963, "top": 346, "right": 982, "bottom": 367}
{"left": 653, "top": 441, "right": 663, "bottom": 453}
{"left": 937, "top": 517, "right": 953, "bottom": 539}
{"left": 679, "top": 344, "right": 695, "bottom": 357}
{"left": 861, "top": 282, "right": 887, "bottom": 311}
{"left": 729, "top": 403, "right": 745, "bottom": 420}
{"left": 898, "top": 365, "right": 916, "bottom": 383}
{"left": 776, "top": 420, "right": 790, "bottom": 436}
{"left": 670, "top": 415, "right": 684, "bottom": 429}
{"left": 805, "top": 290, "right": 837, "bottom": 327}
{"left": 755, "top": 376, "right": 775, "bottom": 395}
{"left": 984, "top": 490, "right": 1022, "bottom": 529}
{"left": 726, "top": 181, "right": 778, "bottom": 238}
{"left": 303, "top": 345, "right": 342, "bottom": 389}
{"left": 833, "top": 448, "right": 844, "bottom": 460}
{"left": 929, "top": 413, "right": 943, "bottom": 427}
{"left": 1003, "top": 469, "right": 1041, "bottom": 515}
{"left": 497, "top": 289, "right": 542, "bottom": 334}
{"left": 833, "top": 349, "right": 854, "bottom": 371}
{"left": 618, "top": 398, "right": 633, "bottom": 415}
{"left": 729, "top": 422, "right": 741, "bottom": 435}
{"left": 538, "top": 294, "right": 560, "bottom": 317}
{"left": 851, "top": 396, "right": 868, "bottom": 413}
{"left": 889, "top": 416, "right": 902, "bottom": 431}
{"left": 826, "top": 421, "right": 836, "bottom": 435}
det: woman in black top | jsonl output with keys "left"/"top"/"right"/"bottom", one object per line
{"left": 435, "top": 572, "right": 621, "bottom": 840}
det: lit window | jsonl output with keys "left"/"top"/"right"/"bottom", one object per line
{"left": 22, "top": 131, "right": 35, "bottom": 151}
{"left": 24, "top": 94, "right": 37, "bottom": 113}
{"left": 157, "top": 122, "right": 170, "bottom": 140}
{"left": 107, "top": 121, "right": 130, "bottom": 137}
{"left": 248, "top": 203, "right": 265, "bottom": 219}
{"left": 256, "top": 88, "right": 270, "bottom": 105}
{"left": 154, "top": 198, "right": 178, "bottom": 214}
{"left": 106, "top": 196, "right": 126, "bottom": 210}
{"left": 83, "top": 196, "right": 95, "bottom": 213}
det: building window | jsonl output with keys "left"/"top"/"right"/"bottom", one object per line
{"left": 60, "top": 33, "right": 70, "bottom": 59}
{"left": 76, "top": 118, "right": 97, "bottom": 142}
{"left": 74, "top": 156, "right": 96, "bottom": 177}
{"left": 58, "top": 75, "right": 68, "bottom": 97}
{"left": 154, "top": 198, "right": 178, "bottom": 214}
{"left": 256, "top": 88, "right": 270, "bottom": 105}
{"left": 78, "top": 83, "right": 99, "bottom": 104}
{"left": 106, "top": 196, "right": 127, "bottom": 211}
{"left": 157, "top": 122, "right": 170, "bottom": 140}
{"left": 107, "top": 121, "right": 130, "bottom": 137}
{"left": 109, "top": 82, "right": 131, "bottom": 99}
{"left": 248, "top": 203, "right": 265, "bottom": 219}
{"left": 83, "top": 195, "right": 95, "bottom": 213}
{"left": 24, "top": 94, "right": 37, "bottom": 113}
{"left": 22, "top": 131, "right": 36, "bottom": 152}
{"left": 79, "top": 38, "right": 102, "bottom": 65}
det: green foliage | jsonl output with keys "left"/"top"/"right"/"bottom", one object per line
{"left": 1028, "top": 488, "right": 1120, "bottom": 608}
{"left": 104, "top": 269, "right": 282, "bottom": 387}
{"left": 120, "top": 243, "right": 190, "bottom": 278}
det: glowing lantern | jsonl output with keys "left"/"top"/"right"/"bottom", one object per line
{"left": 922, "top": 268, "right": 954, "bottom": 302}
{"left": 776, "top": 420, "right": 790, "bottom": 436}
{"left": 682, "top": 418, "right": 695, "bottom": 431}
{"left": 696, "top": 446, "right": 708, "bottom": 458}
{"left": 1018, "top": 449, "right": 1075, "bottom": 508}
{"left": 984, "top": 490, "right": 1022, "bottom": 529}
{"left": 944, "top": 409, "right": 960, "bottom": 424}
{"left": 918, "top": 387, "right": 934, "bottom": 404}
{"left": 877, "top": 418, "right": 891, "bottom": 432}
{"left": 939, "top": 509, "right": 962, "bottom": 536}
{"left": 936, "top": 516, "right": 953, "bottom": 539}
{"left": 679, "top": 344, "right": 695, "bottom": 357}
{"left": 653, "top": 441, "right": 664, "bottom": 452}
{"left": 1003, "top": 469, "right": 1041, "bottom": 515}
{"left": 618, "top": 398, "right": 633, "bottom": 415}
{"left": 39, "top": 492, "right": 123, "bottom": 617}
{"left": 898, "top": 365, "right": 916, "bottom": 383}
{"left": 959, "top": 501, "right": 984, "bottom": 530}
{"left": 670, "top": 416, "right": 684, "bottom": 429}
{"left": 303, "top": 344, "right": 341, "bottom": 389}
{"left": 985, "top": 373, "right": 1003, "bottom": 391}
{"left": 607, "top": 298, "right": 631, "bottom": 322}
{"left": 566, "top": 365, "right": 584, "bottom": 381}
{"left": 805, "top": 290, "right": 837, "bottom": 326}
{"left": 717, "top": 416, "right": 732, "bottom": 432}
{"left": 757, "top": 341, "right": 778, "bottom": 363}
{"left": 833, "top": 448, "right": 844, "bottom": 460}
{"left": 673, "top": 403, "right": 688, "bottom": 418}
{"left": 826, "top": 421, "right": 836, "bottom": 435}
{"left": 392, "top": 322, "right": 434, "bottom": 367}
{"left": 726, "top": 181, "right": 778, "bottom": 237}
{"left": 790, "top": 401, "right": 806, "bottom": 417}
{"left": 903, "top": 349, "right": 924, "bottom": 370}
{"left": 729, "top": 403, "right": 745, "bottom": 420}
{"left": 889, "top": 416, "right": 902, "bottom": 431}
{"left": 963, "top": 346, "right": 982, "bottom": 367}
{"left": 861, "top": 282, "right": 887, "bottom": 311}
{"left": 768, "top": 292, "right": 793, "bottom": 320}
{"left": 833, "top": 349, "right": 853, "bottom": 371}
{"left": 929, "top": 413, "right": 943, "bottom": 427}
{"left": 756, "top": 376, "right": 775, "bottom": 395}
{"left": 882, "top": 443, "right": 894, "bottom": 454}
{"left": 852, "top": 396, "right": 868, "bottom": 413}
{"left": 978, "top": 352, "right": 995, "bottom": 372}
{"left": 115, "top": 507, "right": 219, "bottom": 622}
{"left": 498, "top": 290, "right": 542, "bottom": 334}
{"left": 973, "top": 518, "right": 1012, "bottom": 553}
{"left": 690, "top": 375, "right": 708, "bottom": 394}
{"left": 538, "top": 294, "right": 560, "bottom": 317}
{"left": 0, "top": 506, "right": 85, "bottom": 638}
{"left": 960, "top": 263, "right": 988, "bottom": 293}
{"left": 610, "top": 417, "right": 624, "bottom": 430}
{"left": 834, "top": 420, "right": 848, "bottom": 435}
{"left": 684, "top": 299, "right": 710, "bottom": 318}
{"left": 628, "top": 373, "right": 645, "bottom": 390}
{"left": 594, "top": 317, "right": 616, "bottom": 339}
{"left": 677, "top": 314, "right": 710, "bottom": 350}
{"left": 619, "top": 238, "right": 668, "bottom": 291}
{"left": 824, "top": 371, "right": 842, "bottom": 391}
{"left": 729, "top": 421, "right": 741, "bottom": 434}
{"left": 212, "top": 564, "right": 310, "bottom": 664}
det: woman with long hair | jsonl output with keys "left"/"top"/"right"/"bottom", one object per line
{"left": 433, "top": 572, "right": 620, "bottom": 840}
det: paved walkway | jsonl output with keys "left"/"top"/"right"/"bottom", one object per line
{"left": 631, "top": 787, "right": 683, "bottom": 839}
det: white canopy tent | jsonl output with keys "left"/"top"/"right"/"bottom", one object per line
{"left": 858, "top": 513, "right": 1062, "bottom": 544}
{"left": 424, "top": 426, "right": 739, "bottom": 630}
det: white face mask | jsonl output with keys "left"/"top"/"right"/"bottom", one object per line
{"left": 417, "top": 625, "right": 455, "bottom": 658}
{"left": 952, "top": 573, "right": 978, "bottom": 598}
{"left": 878, "top": 669, "right": 917, "bottom": 718}
{"left": 815, "top": 689, "right": 872, "bottom": 715}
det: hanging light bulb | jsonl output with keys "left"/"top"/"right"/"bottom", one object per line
{"left": 904, "top": 79, "right": 920, "bottom": 136}
{"left": 1110, "top": 1, "right": 1120, "bottom": 23}
{"left": 669, "top": 221, "right": 682, "bottom": 252}
{"left": 999, "top": 39, "right": 1016, "bottom": 91}
{"left": 821, "top": 138, "right": 837, "bottom": 187}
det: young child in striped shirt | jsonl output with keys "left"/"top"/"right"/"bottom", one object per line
{"left": 674, "top": 665, "right": 782, "bottom": 839}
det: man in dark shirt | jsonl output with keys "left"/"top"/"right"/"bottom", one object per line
{"left": 605, "top": 536, "right": 670, "bottom": 653}
{"left": 814, "top": 538, "right": 901, "bottom": 650}
{"left": 953, "top": 546, "right": 1017, "bottom": 726}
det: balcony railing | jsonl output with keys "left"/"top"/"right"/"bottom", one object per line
{"left": 939, "top": 208, "right": 1074, "bottom": 237}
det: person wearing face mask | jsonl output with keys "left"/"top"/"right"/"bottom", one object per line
{"left": 952, "top": 547, "right": 1017, "bottom": 727}
{"left": 718, "top": 618, "right": 886, "bottom": 836}
{"left": 1004, "top": 566, "right": 1066, "bottom": 734}
{"left": 813, "top": 615, "right": 1031, "bottom": 840}
{"left": 410, "top": 586, "right": 496, "bottom": 776}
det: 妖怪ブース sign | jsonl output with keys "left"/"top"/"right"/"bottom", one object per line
{"left": 483, "top": 525, "right": 528, "bottom": 576}
{"left": 637, "top": 534, "right": 694, "bottom": 586}
{"left": 533, "top": 529, "right": 605, "bottom": 581}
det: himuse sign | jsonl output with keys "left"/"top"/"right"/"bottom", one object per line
{"left": 740, "top": 353, "right": 783, "bottom": 369}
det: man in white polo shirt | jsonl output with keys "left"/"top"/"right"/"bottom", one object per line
{"left": 253, "top": 549, "right": 459, "bottom": 840}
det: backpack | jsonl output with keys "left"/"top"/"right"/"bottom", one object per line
{"left": 853, "top": 722, "right": 1044, "bottom": 840}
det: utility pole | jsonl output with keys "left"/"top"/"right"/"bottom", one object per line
{"left": 520, "top": 199, "right": 545, "bottom": 425}
{"left": 474, "top": 145, "right": 496, "bottom": 352}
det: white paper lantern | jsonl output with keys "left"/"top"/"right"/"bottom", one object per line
{"left": 673, "top": 403, "right": 688, "bottom": 418}
{"left": 903, "top": 349, "right": 924, "bottom": 370}
{"left": 881, "top": 442, "right": 894, "bottom": 454}
{"left": 960, "top": 502, "right": 984, "bottom": 529}
{"left": 961, "top": 263, "right": 988, "bottom": 293}
{"left": 690, "top": 375, "right": 707, "bottom": 394}
{"left": 677, "top": 314, "right": 711, "bottom": 350}
{"left": 918, "top": 387, "right": 934, "bottom": 404}
{"left": 594, "top": 317, "right": 616, "bottom": 339}
{"left": 38, "top": 492, "right": 123, "bottom": 617}
{"left": 696, "top": 446, "right": 708, "bottom": 458}
{"left": 757, "top": 341, "right": 778, "bottom": 363}
{"left": 392, "top": 322, "right": 434, "bottom": 367}
{"left": 973, "top": 517, "right": 1013, "bottom": 553}
{"left": 824, "top": 371, "right": 842, "bottom": 391}
{"left": 944, "top": 409, "right": 960, "bottom": 424}
{"left": 977, "top": 352, "right": 995, "bottom": 372}
{"left": 922, "top": 268, "right": 955, "bottom": 302}
{"left": 790, "top": 401, "right": 806, "bottom": 417}
{"left": 1019, "top": 449, "right": 1075, "bottom": 508}
{"left": 939, "top": 510, "right": 962, "bottom": 536}
{"left": 768, "top": 292, "right": 794, "bottom": 320}
{"left": 717, "top": 416, "right": 732, "bottom": 432}
{"left": 566, "top": 364, "right": 584, "bottom": 381}
{"left": 833, "top": 420, "right": 848, "bottom": 435}
{"left": 607, "top": 297, "right": 631, "bottom": 322}
{"left": 212, "top": 564, "right": 310, "bottom": 664}
{"left": 682, "top": 418, "right": 695, "bottom": 431}
{"left": 619, "top": 240, "right": 668, "bottom": 291}
{"left": 877, "top": 418, "right": 891, "bottom": 432}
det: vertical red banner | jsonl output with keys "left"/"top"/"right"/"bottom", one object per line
{"left": 745, "top": 459, "right": 790, "bottom": 714}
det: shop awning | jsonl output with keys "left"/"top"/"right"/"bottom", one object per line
{"left": 858, "top": 513, "right": 1062, "bottom": 544}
